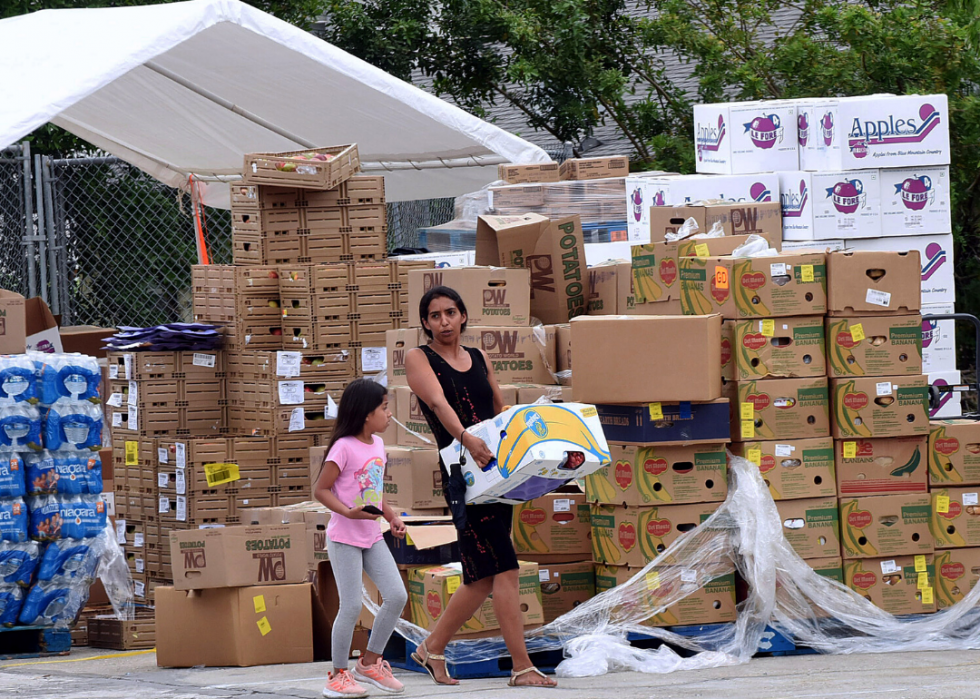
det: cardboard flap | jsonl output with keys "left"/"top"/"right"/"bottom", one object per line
{"left": 400, "top": 523, "right": 458, "bottom": 549}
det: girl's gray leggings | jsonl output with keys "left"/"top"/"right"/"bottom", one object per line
{"left": 327, "top": 538, "right": 409, "bottom": 670}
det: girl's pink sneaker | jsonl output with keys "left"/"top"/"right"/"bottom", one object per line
{"left": 353, "top": 657, "right": 405, "bottom": 694}
{"left": 323, "top": 669, "right": 368, "bottom": 698}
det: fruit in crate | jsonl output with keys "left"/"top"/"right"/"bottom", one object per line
{"left": 268, "top": 301, "right": 280, "bottom": 308}
{"left": 268, "top": 271, "right": 279, "bottom": 279}
{"left": 271, "top": 328, "right": 283, "bottom": 336}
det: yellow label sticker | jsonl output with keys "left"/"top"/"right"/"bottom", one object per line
{"left": 405, "top": 532, "right": 414, "bottom": 547}
{"left": 446, "top": 576, "right": 461, "bottom": 594}
{"left": 648, "top": 403, "right": 664, "bottom": 421}
{"left": 645, "top": 572, "right": 660, "bottom": 590}
{"left": 914, "top": 555, "right": 927, "bottom": 573}
{"left": 843, "top": 442, "right": 857, "bottom": 459}
{"left": 746, "top": 448, "right": 762, "bottom": 466}
{"left": 740, "top": 402, "right": 755, "bottom": 421}
{"left": 253, "top": 595, "right": 266, "bottom": 614}
{"left": 715, "top": 266, "right": 729, "bottom": 290}
{"left": 125, "top": 441, "right": 138, "bottom": 467}
{"left": 695, "top": 243, "right": 709, "bottom": 258}
{"left": 761, "top": 319, "right": 775, "bottom": 337}
{"left": 741, "top": 420, "right": 755, "bottom": 439}
{"left": 801, "top": 264, "right": 814, "bottom": 283}
{"left": 849, "top": 323, "right": 865, "bottom": 342}
{"left": 204, "top": 463, "right": 241, "bottom": 487}
{"left": 256, "top": 616, "right": 272, "bottom": 636}
{"left": 922, "top": 586, "right": 934, "bottom": 605}
{"left": 937, "top": 495, "right": 950, "bottom": 514}
{"left": 917, "top": 572, "right": 930, "bottom": 590}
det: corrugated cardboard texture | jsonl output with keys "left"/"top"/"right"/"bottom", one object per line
{"left": 827, "top": 250, "right": 922, "bottom": 316}
{"left": 408, "top": 267, "right": 531, "bottom": 327}
{"left": 732, "top": 437, "right": 836, "bottom": 501}
{"left": 840, "top": 494, "right": 934, "bottom": 559}
{"left": 929, "top": 420, "right": 980, "bottom": 486}
{"left": 775, "top": 496, "right": 841, "bottom": 559}
{"left": 826, "top": 315, "right": 923, "bottom": 377}
{"left": 844, "top": 555, "right": 937, "bottom": 615}
{"left": 734, "top": 315, "right": 827, "bottom": 380}
{"left": 831, "top": 375, "right": 930, "bottom": 439}
{"left": 835, "top": 436, "right": 928, "bottom": 497}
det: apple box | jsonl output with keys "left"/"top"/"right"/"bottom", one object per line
{"left": 694, "top": 101, "right": 799, "bottom": 174}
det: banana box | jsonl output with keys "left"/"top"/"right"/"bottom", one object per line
{"left": 734, "top": 315, "right": 826, "bottom": 380}
{"left": 594, "top": 564, "right": 737, "bottom": 627}
{"left": 734, "top": 377, "right": 830, "bottom": 442}
{"left": 808, "top": 556, "right": 843, "bottom": 582}
{"left": 590, "top": 502, "right": 719, "bottom": 567}
{"left": 585, "top": 443, "right": 728, "bottom": 507}
{"left": 630, "top": 241, "right": 679, "bottom": 307}
{"left": 731, "top": 437, "right": 836, "bottom": 500}
{"left": 825, "top": 315, "right": 923, "bottom": 378}
{"left": 678, "top": 251, "right": 827, "bottom": 319}
{"left": 835, "top": 436, "right": 928, "bottom": 497}
{"left": 538, "top": 561, "right": 595, "bottom": 624}
{"left": 844, "top": 555, "right": 937, "bottom": 615}
{"left": 774, "top": 496, "right": 841, "bottom": 559}
{"left": 934, "top": 548, "right": 980, "bottom": 609}
{"left": 512, "top": 489, "right": 592, "bottom": 562}
{"left": 930, "top": 487, "right": 980, "bottom": 548}
{"left": 840, "top": 494, "right": 934, "bottom": 559}
{"left": 443, "top": 403, "right": 611, "bottom": 505}
{"left": 929, "top": 420, "right": 980, "bottom": 486}
{"left": 830, "top": 376, "right": 930, "bottom": 439}
{"left": 721, "top": 320, "right": 735, "bottom": 381}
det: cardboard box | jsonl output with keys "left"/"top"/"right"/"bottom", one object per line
{"left": 733, "top": 315, "right": 826, "bottom": 379}
{"left": 826, "top": 250, "right": 922, "bottom": 316}
{"left": 512, "top": 490, "right": 592, "bottom": 562}
{"left": 169, "top": 524, "right": 308, "bottom": 590}
{"left": 778, "top": 170, "right": 881, "bottom": 241}
{"left": 459, "top": 325, "right": 558, "bottom": 385}
{"left": 59, "top": 325, "right": 115, "bottom": 358}
{"left": 808, "top": 556, "right": 844, "bottom": 582}
{"left": 844, "top": 555, "right": 937, "bottom": 614}
{"left": 384, "top": 446, "right": 444, "bottom": 512}
{"left": 648, "top": 203, "right": 782, "bottom": 246}
{"left": 537, "top": 561, "right": 595, "bottom": 624}
{"left": 735, "top": 377, "right": 830, "bottom": 442}
{"left": 596, "top": 400, "right": 731, "bottom": 445}
{"left": 694, "top": 101, "right": 799, "bottom": 174}
{"left": 238, "top": 506, "right": 331, "bottom": 572}
{"left": 392, "top": 386, "right": 435, "bottom": 448}
{"left": 844, "top": 235, "right": 954, "bottom": 306}
{"left": 825, "top": 315, "right": 923, "bottom": 378}
{"left": 155, "top": 583, "right": 314, "bottom": 667}
{"left": 516, "top": 384, "right": 572, "bottom": 404}
{"left": 929, "top": 370, "right": 963, "bottom": 419}
{"left": 880, "top": 166, "right": 951, "bottom": 233}
{"left": 930, "top": 487, "right": 980, "bottom": 548}
{"left": 407, "top": 561, "right": 543, "bottom": 634}
{"left": 386, "top": 328, "right": 426, "bottom": 387}
{"left": 590, "top": 502, "right": 719, "bottom": 567}
{"left": 586, "top": 261, "right": 635, "bottom": 315}
{"left": 775, "top": 496, "right": 841, "bottom": 558}
{"left": 556, "top": 324, "right": 572, "bottom": 384}
{"left": 933, "top": 548, "right": 980, "bottom": 609}
{"left": 0, "top": 290, "right": 26, "bottom": 354}
{"left": 24, "top": 296, "right": 62, "bottom": 353}
{"left": 594, "top": 564, "right": 737, "bottom": 626}
{"left": 929, "top": 419, "right": 980, "bottom": 486}
{"left": 586, "top": 443, "right": 728, "bottom": 507}
{"left": 475, "top": 214, "right": 588, "bottom": 325}
{"left": 649, "top": 207, "right": 703, "bottom": 244}
{"left": 678, "top": 252, "right": 827, "bottom": 319}
{"left": 443, "top": 403, "right": 610, "bottom": 505}
{"left": 835, "top": 436, "right": 929, "bottom": 497}
{"left": 731, "top": 437, "right": 836, "bottom": 500}
{"left": 570, "top": 315, "right": 722, "bottom": 403}
{"left": 498, "top": 162, "right": 561, "bottom": 184}
{"left": 830, "top": 375, "right": 930, "bottom": 439}
{"left": 721, "top": 320, "right": 735, "bottom": 381}
{"left": 314, "top": 561, "right": 412, "bottom": 632}
{"left": 408, "top": 267, "right": 531, "bottom": 327}
{"left": 385, "top": 517, "right": 458, "bottom": 567}
{"left": 839, "top": 493, "right": 934, "bottom": 558}
{"left": 559, "top": 156, "right": 629, "bottom": 181}
{"left": 922, "top": 302, "right": 956, "bottom": 373}
{"left": 630, "top": 241, "right": 679, "bottom": 307}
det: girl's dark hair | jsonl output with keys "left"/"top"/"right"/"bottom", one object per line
{"left": 418, "top": 285, "right": 468, "bottom": 339}
{"left": 319, "top": 379, "right": 388, "bottom": 478}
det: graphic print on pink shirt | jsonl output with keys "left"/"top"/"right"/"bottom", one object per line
{"left": 353, "top": 457, "right": 384, "bottom": 509}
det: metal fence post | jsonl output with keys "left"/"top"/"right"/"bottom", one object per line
{"left": 41, "top": 156, "right": 59, "bottom": 315}
{"left": 20, "top": 142, "right": 36, "bottom": 298}
{"left": 33, "top": 154, "right": 47, "bottom": 303}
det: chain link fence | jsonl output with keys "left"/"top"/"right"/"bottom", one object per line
{"left": 0, "top": 145, "right": 31, "bottom": 296}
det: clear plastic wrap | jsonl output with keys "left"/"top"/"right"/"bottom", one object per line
{"left": 691, "top": 221, "right": 726, "bottom": 239}
{"left": 664, "top": 217, "right": 700, "bottom": 242}
{"left": 0, "top": 403, "right": 42, "bottom": 451}
{"left": 27, "top": 494, "right": 107, "bottom": 541}
{"left": 362, "top": 454, "right": 980, "bottom": 676}
{"left": 0, "top": 355, "right": 40, "bottom": 404}
{"left": 732, "top": 234, "right": 780, "bottom": 258}
{"left": 32, "top": 352, "right": 102, "bottom": 405}
{"left": 42, "top": 398, "right": 103, "bottom": 451}
{"left": 25, "top": 450, "right": 102, "bottom": 496}
{"left": 488, "top": 178, "right": 629, "bottom": 226}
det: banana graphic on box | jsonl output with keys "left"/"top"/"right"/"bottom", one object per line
{"left": 441, "top": 403, "right": 611, "bottom": 505}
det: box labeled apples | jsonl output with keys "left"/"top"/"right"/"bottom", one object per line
{"left": 930, "top": 487, "right": 980, "bottom": 548}
{"left": 839, "top": 493, "right": 933, "bottom": 559}
{"left": 835, "top": 436, "right": 928, "bottom": 497}
{"left": 459, "top": 326, "right": 558, "bottom": 385}
{"left": 880, "top": 166, "right": 951, "bottom": 233}
{"left": 590, "top": 502, "right": 719, "bottom": 567}
{"left": 775, "top": 496, "right": 841, "bottom": 558}
{"left": 408, "top": 267, "right": 531, "bottom": 327}
{"left": 826, "top": 250, "right": 922, "bottom": 316}
{"left": 694, "top": 101, "right": 798, "bottom": 174}
{"left": 734, "top": 315, "right": 826, "bottom": 379}
{"left": 843, "top": 235, "right": 954, "bottom": 306}
{"left": 796, "top": 98, "right": 842, "bottom": 171}
{"left": 844, "top": 555, "right": 937, "bottom": 615}
{"left": 679, "top": 252, "right": 827, "bottom": 319}
{"left": 922, "top": 302, "right": 957, "bottom": 373}
{"left": 837, "top": 93, "right": 950, "bottom": 170}
{"left": 930, "top": 420, "right": 980, "bottom": 486}
{"left": 731, "top": 437, "right": 836, "bottom": 500}
{"left": 735, "top": 377, "right": 830, "bottom": 442}
{"left": 512, "top": 491, "right": 592, "bottom": 562}
{"left": 831, "top": 376, "right": 930, "bottom": 439}
{"left": 537, "top": 562, "right": 595, "bottom": 624}
{"left": 585, "top": 443, "right": 728, "bottom": 507}
{"left": 778, "top": 170, "right": 881, "bottom": 241}
{"left": 825, "top": 315, "right": 922, "bottom": 378}
{"left": 933, "top": 548, "right": 980, "bottom": 609}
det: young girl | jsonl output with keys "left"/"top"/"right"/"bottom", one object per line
{"left": 314, "top": 379, "right": 409, "bottom": 698}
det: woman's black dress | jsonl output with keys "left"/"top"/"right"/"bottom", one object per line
{"left": 415, "top": 345, "right": 519, "bottom": 585}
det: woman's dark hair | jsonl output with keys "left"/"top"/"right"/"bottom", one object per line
{"left": 318, "top": 379, "right": 388, "bottom": 478}
{"left": 418, "top": 285, "right": 468, "bottom": 339}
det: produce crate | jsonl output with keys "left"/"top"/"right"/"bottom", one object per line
{"left": 88, "top": 609, "right": 156, "bottom": 650}
{"left": 242, "top": 144, "right": 360, "bottom": 190}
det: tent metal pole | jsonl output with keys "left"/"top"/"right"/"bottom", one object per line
{"left": 143, "top": 61, "right": 318, "bottom": 149}
{"left": 20, "top": 142, "right": 36, "bottom": 298}
{"left": 33, "top": 154, "right": 48, "bottom": 303}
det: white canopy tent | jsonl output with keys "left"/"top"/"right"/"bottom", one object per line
{"left": 0, "top": 0, "right": 549, "bottom": 206}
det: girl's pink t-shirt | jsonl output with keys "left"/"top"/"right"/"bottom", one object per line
{"left": 325, "top": 435, "right": 386, "bottom": 548}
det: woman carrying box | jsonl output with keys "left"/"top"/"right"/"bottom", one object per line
{"left": 404, "top": 285, "right": 557, "bottom": 689}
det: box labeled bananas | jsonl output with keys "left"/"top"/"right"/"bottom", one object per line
{"left": 589, "top": 502, "right": 719, "bottom": 567}
{"left": 929, "top": 419, "right": 980, "bottom": 486}
{"left": 831, "top": 375, "right": 930, "bottom": 439}
{"left": 844, "top": 555, "right": 937, "bottom": 615}
{"left": 933, "top": 548, "right": 980, "bottom": 609}
{"left": 774, "top": 496, "right": 841, "bottom": 558}
{"left": 733, "top": 377, "right": 829, "bottom": 442}
{"left": 595, "top": 564, "right": 736, "bottom": 626}
{"left": 825, "top": 315, "right": 923, "bottom": 378}
{"left": 731, "top": 437, "right": 836, "bottom": 500}
{"left": 835, "top": 436, "right": 928, "bottom": 497}
{"left": 839, "top": 493, "right": 934, "bottom": 559}
{"left": 630, "top": 241, "right": 679, "bottom": 308}
{"left": 929, "top": 487, "right": 980, "bottom": 548}
{"left": 442, "top": 403, "right": 610, "bottom": 505}
{"left": 734, "top": 315, "right": 826, "bottom": 379}
{"left": 511, "top": 488, "right": 592, "bottom": 562}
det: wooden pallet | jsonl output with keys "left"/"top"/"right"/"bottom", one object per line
{"left": 0, "top": 625, "right": 71, "bottom": 660}
{"left": 382, "top": 634, "right": 562, "bottom": 679}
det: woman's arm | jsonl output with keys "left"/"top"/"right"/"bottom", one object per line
{"left": 480, "top": 348, "right": 506, "bottom": 415}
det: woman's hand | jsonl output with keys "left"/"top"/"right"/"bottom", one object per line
{"left": 462, "top": 432, "right": 495, "bottom": 469}
{"left": 346, "top": 505, "right": 383, "bottom": 520}
{"left": 389, "top": 516, "right": 407, "bottom": 539}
